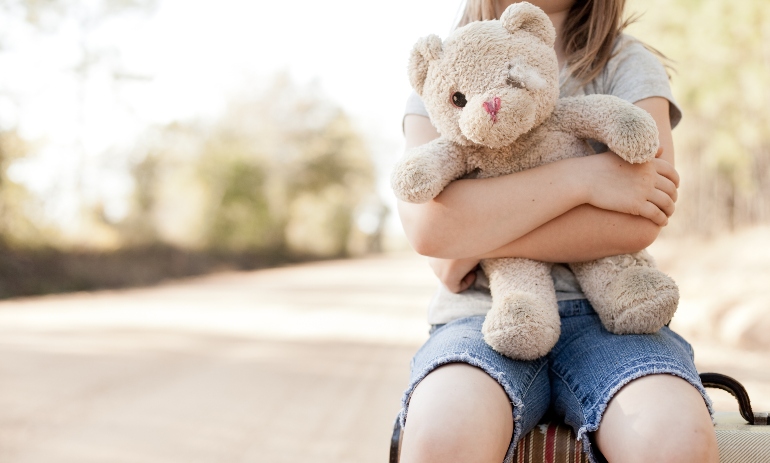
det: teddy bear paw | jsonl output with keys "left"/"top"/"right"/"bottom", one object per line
{"left": 606, "top": 111, "right": 659, "bottom": 164}
{"left": 481, "top": 292, "right": 560, "bottom": 360}
{"left": 391, "top": 159, "right": 446, "bottom": 203}
{"left": 602, "top": 266, "right": 679, "bottom": 334}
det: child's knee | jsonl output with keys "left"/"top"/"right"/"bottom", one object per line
{"left": 596, "top": 374, "right": 718, "bottom": 463}
{"left": 655, "top": 423, "right": 718, "bottom": 463}
{"left": 401, "top": 415, "right": 511, "bottom": 463}
{"left": 597, "top": 414, "right": 717, "bottom": 463}
{"left": 400, "top": 364, "right": 514, "bottom": 463}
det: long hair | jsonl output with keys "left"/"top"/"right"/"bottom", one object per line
{"left": 455, "top": 0, "right": 643, "bottom": 86}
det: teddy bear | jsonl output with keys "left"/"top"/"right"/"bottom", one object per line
{"left": 392, "top": 2, "right": 679, "bottom": 360}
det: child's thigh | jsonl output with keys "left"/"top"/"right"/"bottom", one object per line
{"left": 549, "top": 299, "right": 712, "bottom": 462}
{"left": 399, "top": 316, "right": 550, "bottom": 462}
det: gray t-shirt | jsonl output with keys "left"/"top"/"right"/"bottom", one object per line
{"left": 402, "top": 34, "right": 682, "bottom": 325}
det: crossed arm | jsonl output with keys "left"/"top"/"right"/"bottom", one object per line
{"left": 397, "top": 97, "right": 679, "bottom": 292}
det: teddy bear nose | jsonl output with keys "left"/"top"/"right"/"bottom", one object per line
{"left": 483, "top": 97, "right": 501, "bottom": 122}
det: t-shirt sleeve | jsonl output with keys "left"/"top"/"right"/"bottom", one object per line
{"left": 403, "top": 91, "right": 430, "bottom": 134}
{"left": 604, "top": 36, "right": 683, "bottom": 128}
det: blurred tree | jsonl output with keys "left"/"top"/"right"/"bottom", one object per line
{"left": 120, "top": 75, "right": 377, "bottom": 258}
{"left": 627, "top": 0, "right": 770, "bottom": 234}
{"left": 110, "top": 149, "right": 161, "bottom": 245}
{"left": 199, "top": 149, "right": 285, "bottom": 253}
{"left": 197, "top": 75, "right": 376, "bottom": 257}
{"left": 113, "top": 122, "right": 205, "bottom": 248}
{"left": 0, "top": 130, "right": 47, "bottom": 247}
{"left": 0, "top": 0, "right": 158, "bottom": 249}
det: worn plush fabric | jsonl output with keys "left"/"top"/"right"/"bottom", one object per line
{"left": 393, "top": 3, "right": 679, "bottom": 360}
{"left": 403, "top": 33, "right": 682, "bottom": 327}
{"left": 397, "top": 7, "right": 698, "bottom": 460}
{"left": 399, "top": 300, "right": 712, "bottom": 463}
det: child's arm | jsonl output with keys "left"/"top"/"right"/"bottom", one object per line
{"left": 403, "top": 97, "right": 677, "bottom": 292}
{"left": 493, "top": 96, "right": 677, "bottom": 261}
{"left": 399, "top": 97, "right": 677, "bottom": 260}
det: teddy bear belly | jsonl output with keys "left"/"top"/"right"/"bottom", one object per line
{"left": 468, "top": 129, "right": 594, "bottom": 178}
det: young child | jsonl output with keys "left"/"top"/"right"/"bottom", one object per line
{"left": 396, "top": 1, "right": 719, "bottom": 462}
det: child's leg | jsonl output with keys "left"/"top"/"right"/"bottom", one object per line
{"left": 595, "top": 374, "right": 718, "bottom": 463}
{"left": 398, "top": 316, "right": 550, "bottom": 463}
{"left": 549, "top": 299, "right": 716, "bottom": 463}
{"left": 400, "top": 364, "right": 513, "bottom": 463}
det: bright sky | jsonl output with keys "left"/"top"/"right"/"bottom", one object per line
{"left": 1, "top": 0, "right": 463, "bottom": 228}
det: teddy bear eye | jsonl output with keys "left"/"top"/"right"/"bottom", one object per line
{"left": 451, "top": 92, "right": 467, "bottom": 108}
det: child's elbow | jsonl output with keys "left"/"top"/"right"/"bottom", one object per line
{"left": 403, "top": 220, "right": 446, "bottom": 257}
{"left": 408, "top": 236, "right": 437, "bottom": 257}
{"left": 630, "top": 220, "right": 663, "bottom": 252}
{"left": 397, "top": 201, "right": 448, "bottom": 257}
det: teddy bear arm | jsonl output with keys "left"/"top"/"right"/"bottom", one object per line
{"left": 390, "top": 138, "right": 469, "bottom": 204}
{"left": 552, "top": 95, "right": 659, "bottom": 164}
{"left": 569, "top": 251, "right": 679, "bottom": 335}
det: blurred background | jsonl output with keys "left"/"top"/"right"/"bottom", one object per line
{"left": 0, "top": 0, "right": 768, "bottom": 461}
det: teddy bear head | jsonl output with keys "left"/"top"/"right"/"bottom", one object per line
{"left": 408, "top": 2, "right": 560, "bottom": 149}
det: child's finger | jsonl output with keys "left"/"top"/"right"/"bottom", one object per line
{"left": 649, "top": 189, "right": 676, "bottom": 217}
{"left": 640, "top": 201, "right": 668, "bottom": 226}
{"left": 459, "top": 272, "right": 476, "bottom": 292}
{"left": 654, "top": 158, "right": 680, "bottom": 187}
{"left": 656, "top": 176, "right": 678, "bottom": 203}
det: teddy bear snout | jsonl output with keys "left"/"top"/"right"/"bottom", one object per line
{"left": 458, "top": 91, "right": 535, "bottom": 148}
{"left": 483, "top": 97, "right": 502, "bottom": 123}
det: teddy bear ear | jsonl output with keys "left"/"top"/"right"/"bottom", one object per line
{"left": 408, "top": 34, "right": 443, "bottom": 96}
{"left": 500, "top": 2, "right": 556, "bottom": 47}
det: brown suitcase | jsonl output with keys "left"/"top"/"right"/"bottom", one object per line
{"left": 390, "top": 373, "right": 770, "bottom": 463}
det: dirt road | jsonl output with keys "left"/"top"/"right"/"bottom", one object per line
{"left": 0, "top": 242, "right": 768, "bottom": 463}
{"left": 0, "top": 254, "right": 435, "bottom": 463}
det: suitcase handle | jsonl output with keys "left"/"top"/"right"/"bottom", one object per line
{"left": 699, "top": 372, "right": 767, "bottom": 425}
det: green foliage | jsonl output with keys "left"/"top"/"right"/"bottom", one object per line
{"left": 203, "top": 158, "right": 284, "bottom": 252}
{"left": 123, "top": 75, "right": 377, "bottom": 258}
{"left": 196, "top": 76, "right": 375, "bottom": 257}
{"left": 111, "top": 149, "right": 162, "bottom": 245}
{"left": 0, "top": 1, "right": 376, "bottom": 296}
{"left": 0, "top": 130, "right": 48, "bottom": 248}
{"left": 627, "top": 0, "right": 770, "bottom": 232}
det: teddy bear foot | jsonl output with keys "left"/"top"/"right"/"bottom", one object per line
{"left": 600, "top": 266, "right": 679, "bottom": 334}
{"left": 482, "top": 292, "right": 560, "bottom": 360}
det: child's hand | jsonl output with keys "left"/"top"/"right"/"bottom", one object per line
{"left": 429, "top": 257, "right": 481, "bottom": 293}
{"left": 582, "top": 149, "right": 679, "bottom": 226}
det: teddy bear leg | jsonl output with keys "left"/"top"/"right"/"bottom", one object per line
{"left": 570, "top": 251, "right": 679, "bottom": 334}
{"left": 479, "top": 258, "right": 560, "bottom": 360}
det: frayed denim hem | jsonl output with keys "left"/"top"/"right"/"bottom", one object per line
{"left": 398, "top": 352, "right": 547, "bottom": 463}
{"left": 572, "top": 364, "right": 714, "bottom": 463}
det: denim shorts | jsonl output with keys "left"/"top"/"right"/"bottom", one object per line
{"left": 398, "top": 299, "right": 712, "bottom": 463}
